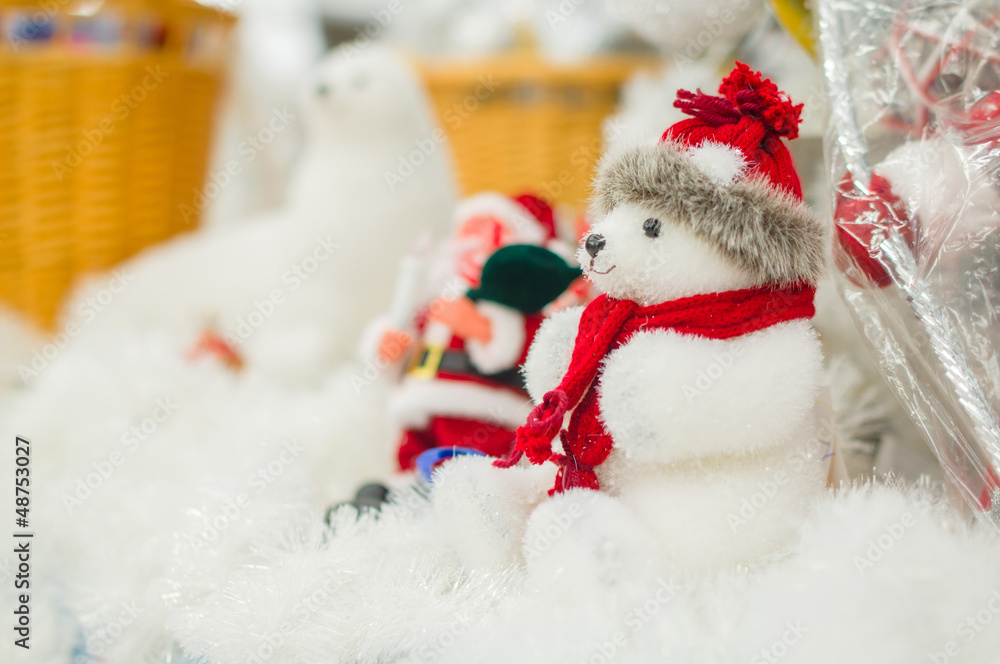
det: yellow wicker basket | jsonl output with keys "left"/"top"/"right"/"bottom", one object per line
{"left": 420, "top": 54, "right": 655, "bottom": 213}
{"left": 0, "top": 0, "right": 234, "bottom": 328}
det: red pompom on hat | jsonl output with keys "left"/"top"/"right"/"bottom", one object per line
{"left": 592, "top": 62, "right": 824, "bottom": 286}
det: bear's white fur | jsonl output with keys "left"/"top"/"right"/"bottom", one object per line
{"left": 519, "top": 201, "right": 827, "bottom": 573}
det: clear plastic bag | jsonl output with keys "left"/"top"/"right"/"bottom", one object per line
{"left": 818, "top": 0, "right": 1000, "bottom": 514}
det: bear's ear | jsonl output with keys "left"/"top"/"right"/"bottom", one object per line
{"left": 685, "top": 141, "right": 748, "bottom": 187}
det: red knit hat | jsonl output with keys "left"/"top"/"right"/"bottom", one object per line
{"left": 592, "top": 62, "right": 825, "bottom": 285}
{"left": 663, "top": 62, "right": 804, "bottom": 200}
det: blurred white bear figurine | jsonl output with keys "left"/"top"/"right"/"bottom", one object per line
{"left": 500, "top": 64, "right": 830, "bottom": 572}
{"left": 72, "top": 44, "right": 455, "bottom": 385}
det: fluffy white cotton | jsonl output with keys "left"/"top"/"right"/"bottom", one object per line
{"left": 0, "top": 322, "right": 396, "bottom": 664}
{"left": 431, "top": 456, "right": 554, "bottom": 571}
{"left": 65, "top": 43, "right": 456, "bottom": 387}
{"left": 164, "top": 479, "right": 1000, "bottom": 664}
{"left": 522, "top": 489, "right": 660, "bottom": 598}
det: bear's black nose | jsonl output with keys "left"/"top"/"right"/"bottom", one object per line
{"left": 585, "top": 234, "right": 605, "bottom": 257}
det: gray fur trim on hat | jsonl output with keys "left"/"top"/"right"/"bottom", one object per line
{"left": 591, "top": 142, "right": 827, "bottom": 285}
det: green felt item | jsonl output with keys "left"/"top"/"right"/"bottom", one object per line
{"left": 468, "top": 244, "right": 582, "bottom": 313}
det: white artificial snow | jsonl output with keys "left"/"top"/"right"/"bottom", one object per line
{"left": 3, "top": 256, "right": 1000, "bottom": 664}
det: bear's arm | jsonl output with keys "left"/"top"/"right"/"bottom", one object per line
{"left": 521, "top": 305, "right": 583, "bottom": 403}
{"left": 597, "top": 320, "right": 823, "bottom": 464}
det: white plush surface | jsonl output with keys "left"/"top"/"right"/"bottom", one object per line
{"left": 167, "top": 479, "right": 1000, "bottom": 664}
{"left": 3, "top": 280, "right": 1000, "bottom": 664}
{"left": 0, "top": 324, "right": 397, "bottom": 664}
{"left": 431, "top": 456, "right": 556, "bottom": 571}
{"left": 598, "top": 320, "right": 822, "bottom": 462}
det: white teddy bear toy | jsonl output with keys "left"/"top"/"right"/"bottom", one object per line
{"left": 439, "top": 64, "right": 831, "bottom": 574}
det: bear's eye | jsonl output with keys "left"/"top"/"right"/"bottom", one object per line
{"left": 643, "top": 218, "right": 661, "bottom": 238}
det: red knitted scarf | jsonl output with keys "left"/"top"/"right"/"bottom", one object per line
{"left": 494, "top": 283, "right": 816, "bottom": 494}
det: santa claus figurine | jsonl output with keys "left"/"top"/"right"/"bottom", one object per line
{"left": 365, "top": 192, "right": 580, "bottom": 472}
{"left": 391, "top": 244, "right": 580, "bottom": 473}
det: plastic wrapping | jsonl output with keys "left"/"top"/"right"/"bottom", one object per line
{"left": 819, "top": 0, "right": 1000, "bottom": 514}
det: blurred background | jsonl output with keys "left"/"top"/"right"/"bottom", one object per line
{"left": 0, "top": 0, "right": 823, "bottom": 327}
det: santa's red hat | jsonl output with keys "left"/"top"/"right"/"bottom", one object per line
{"left": 592, "top": 62, "right": 825, "bottom": 285}
{"left": 452, "top": 192, "right": 560, "bottom": 245}
{"left": 511, "top": 193, "right": 558, "bottom": 240}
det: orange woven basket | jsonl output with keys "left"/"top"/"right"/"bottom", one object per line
{"left": 0, "top": 0, "right": 234, "bottom": 328}
{"left": 420, "top": 54, "right": 655, "bottom": 212}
